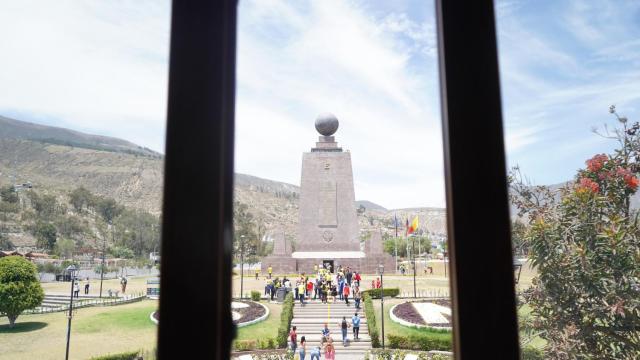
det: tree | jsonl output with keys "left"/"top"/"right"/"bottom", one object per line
{"left": 510, "top": 108, "right": 640, "bottom": 359}
{"left": 233, "top": 202, "right": 258, "bottom": 262}
{"left": 0, "top": 186, "right": 18, "bottom": 204}
{"left": 54, "top": 238, "right": 76, "bottom": 258}
{"left": 29, "top": 192, "right": 58, "bottom": 219}
{"left": 0, "top": 233, "right": 15, "bottom": 251}
{"left": 33, "top": 221, "right": 57, "bottom": 250}
{"left": 96, "top": 197, "right": 123, "bottom": 224}
{"left": 0, "top": 256, "right": 45, "bottom": 327}
{"left": 69, "top": 186, "right": 95, "bottom": 213}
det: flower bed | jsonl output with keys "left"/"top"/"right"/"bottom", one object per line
{"left": 232, "top": 300, "right": 269, "bottom": 327}
{"left": 390, "top": 300, "right": 452, "bottom": 330}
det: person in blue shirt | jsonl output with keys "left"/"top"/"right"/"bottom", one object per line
{"left": 352, "top": 312, "right": 361, "bottom": 340}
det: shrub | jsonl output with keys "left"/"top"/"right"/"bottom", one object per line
{"left": 251, "top": 290, "right": 261, "bottom": 301}
{"left": 276, "top": 292, "right": 294, "bottom": 348}
{"left": 361, "top": 288, "right": 399, "bottom": 299}
{"left": 387, "top": 333, "right": 452, "bottom": 351}
{"left": 235, "top": 340, "right": 257, "bottom": 351}
{"left": 363, "top": 293, "right": 380, "bottom": 348}
{"left": 90, "top": 350, "right": 141, "bottom": 360}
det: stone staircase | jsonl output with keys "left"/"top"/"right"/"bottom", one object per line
{"left": 291, "top": 300, "right": 371, "bottom": 358}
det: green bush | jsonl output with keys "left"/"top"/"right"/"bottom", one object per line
{"left": 361, "top": 288, "right": 400, "bottom": 299}
{"left": 90, "top": 350, "right": 140, "bottom": 360}
{"left": 363, "top": 293, "right": 380, "bottom": 348}
{"left": 251, "top": 290, "right": 261, "bottom": 301}
{"left": 235, "top": 340, "right": 257, "bottom": 351}
{"left": 276, "top": 292, "right": 294, "bottom": 348}
{"left": 521, "top": 346, "right": 544, "bottom": 360}
{"left": 387, "top": 333, "right": 452, "bottom": 351}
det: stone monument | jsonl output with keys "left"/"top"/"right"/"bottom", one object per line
{"left": 262, "top": 113, "right": 394, "bottom": 274}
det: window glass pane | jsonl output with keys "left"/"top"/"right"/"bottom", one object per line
{"left": 234, "top": 1, "right": 454, "bottom": 358}
{"left": 496, "top": 1, "right": 640, "bottom": 358}
{"left": 0, "top": 2, "right": 170, "bottom": 359}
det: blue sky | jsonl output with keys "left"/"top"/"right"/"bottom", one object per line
{"left": 0, "top": 0, "right": 639, "bottom": 209}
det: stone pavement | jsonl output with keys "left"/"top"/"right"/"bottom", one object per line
{"left": 292, "top": 298, "right": 371, "bottom": 359}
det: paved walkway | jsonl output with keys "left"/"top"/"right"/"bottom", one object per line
{"left": 291, "top": 297, "right": 371, "bottom": 359}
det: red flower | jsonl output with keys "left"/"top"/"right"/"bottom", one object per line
{"left": 626, "top": 176, "right": 639, "bottom": 191}
{"left": 577, "top": 178, "right": 599, "bottom": 194}
{"left": 586, "top": 154, "right": 608, "bottom": 172}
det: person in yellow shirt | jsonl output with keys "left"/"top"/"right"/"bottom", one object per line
{"left": 268, "top": 265, "right": 273, "bottom": 279}
{"left": 255, "top": 268, "right": 260, "bottom": 280}
{"left": 297, "top": 281, "right": 306, "bottom": 304}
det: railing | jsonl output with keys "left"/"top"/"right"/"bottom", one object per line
{"left": 18, "top": 292, "right": 148, "bottom": 315}
{"left": 398, "top": 288, "right": 450, "bottom": 298}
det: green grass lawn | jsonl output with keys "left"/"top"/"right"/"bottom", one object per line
{"left": 0, "top": 300, "right": 158, "bottom": 360}
{"left": 234, "top": 301, "right": 282, "bottom": 343}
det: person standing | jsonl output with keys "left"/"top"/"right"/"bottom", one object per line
{"left": 255, "top": 268, "right": 259, "bottom": 280}
{"left": 345, "top": 268, "right": 352, "bottom": 285}
{"left": 375, "top": 277, "right": 381, "bottom": 289}
{"left": 354, "top": 271, "right": 361, "bottom": 287}
{"left": 298, "top": 281, "right": 305, "bottom": 305}
{"left": 84, "top": 277, "right": 90, "bottom": 295}
{"left": 338, "top": 276, "right": 344, "bottom": 300}
{"left": 321, "top": 323, "right": 331, "bottom": 344}
{"left": 351, "top": 312, "right": 361, "bottom": 340}
{"left": 289, "top": 326, "right": 298, "bottom": 353}
{"left": 120, "top": 276, "right": 128, "bottom": 294}
{"left": 268, "top": 265, "right": 273, "bottom": 279}
{"left": 343, "top": 282, "right": 350, "bottom": 305}
{"left": 299, "top": 336, "right": 307, "bottom": 360}
{"left": 306, "top": 279, "right": 313, "bottom": 298}
{"left": 339, "top": 316, "right": 350, "bottom": 346}
{"left": 73, "top": 280, "right": 80, "bottom": 298}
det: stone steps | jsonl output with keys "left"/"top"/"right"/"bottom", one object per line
{"left": 290, "top": 301, "right": 371, "bottom": 359}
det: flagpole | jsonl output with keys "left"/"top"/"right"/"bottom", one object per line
{"left": 394, "top": 213, "right": 398, "bottom": 273}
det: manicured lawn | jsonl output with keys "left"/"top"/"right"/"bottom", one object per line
{"left": 0, "top": 300, "right": 158, "bottom": 360}
{"left": 235, "top": 301, "right": 281, "bottom": 342}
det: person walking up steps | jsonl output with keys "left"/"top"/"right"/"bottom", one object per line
{"left": 310, "top": 346, "right": 321, "bottom": 360}
{"left": 354, "top": 287, "right": 361, "bottom": 309}
{"left": 352, "top": 312, "right": 361, "bottom": 340}
{"left": 343, "top": 282, "right": 350, "bottom": 305}
{"left": 339, "top": 316, "right": 350, "bottom": 346}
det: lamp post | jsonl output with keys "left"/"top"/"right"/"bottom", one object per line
{"left": 240, "top": 235, "right": 245, "bottom": 299}
{"left": 65, "top": 264, "right": 77, "bottom": 360}
{"left": 378, "top": 264, "right": 385, "bottom": 349}
{"left": 99, "top": 221, "right": 110, "bottom": 298}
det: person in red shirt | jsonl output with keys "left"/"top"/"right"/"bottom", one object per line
{"left": 375, "top": 277, "right": 381, "bottom": 289}
{"left": 306, "top": 280, "right": 313, "bottom": 297}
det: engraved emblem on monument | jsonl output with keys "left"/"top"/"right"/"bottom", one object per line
{"left": 322, "top": 230, "right": 334, "bottom": 243}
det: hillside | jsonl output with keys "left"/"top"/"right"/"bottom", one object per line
{"left": 0, "top": 116, "right": 448, "bottom": 250}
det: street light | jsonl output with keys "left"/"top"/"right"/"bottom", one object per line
{"left": 378, "top": 264, "right": 385, "bottom": 349}
{"left": 240, "top": 235, "right": 245, "bottom": 299}
{"left": 99, "top": 221, "right": 111, "bottom": 298}
{"left": 65, "top": 264, "right": 77, "bottom": 360}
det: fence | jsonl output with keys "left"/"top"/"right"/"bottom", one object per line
{"left": 399, "top": 288, "right": 450, "bottom": 298}
{"left": 20, "top": 292, "right": 147, "bottom": 316}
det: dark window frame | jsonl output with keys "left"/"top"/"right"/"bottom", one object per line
{"left": 158, "top": 0, "right": 519, "bottom": 358}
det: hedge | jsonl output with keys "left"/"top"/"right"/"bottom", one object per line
{"left": 234, "top": 338, "right": 277, "bottom": 351}
{"left": 90, "top": 351, "right": 140, "bottom": 360}
{"left": 387, "top": 333, "right": 452, "bottom": 351}
{"left": 361, "top": 288, "right": 400, "bottom": 299}
{"left": 251, "top": 290, "right": 261, "bottom": 301}
{"left": 276, "top": 292, "right": 295, "bottom": 348}
{"left": 363, "top": 293, "right": 381, "bottom": 348}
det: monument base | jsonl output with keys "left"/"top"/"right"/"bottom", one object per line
{"left": 261, "top": 253, "right": 395, "bottom": 275}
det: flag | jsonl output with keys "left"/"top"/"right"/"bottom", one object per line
{"left": 408, "top": 216, "right": 419, "bottom": 235}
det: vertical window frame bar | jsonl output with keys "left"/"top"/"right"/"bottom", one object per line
{"left": 436, "top": 0, "right": 520, "bottom": 358}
